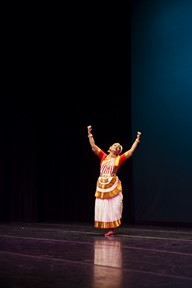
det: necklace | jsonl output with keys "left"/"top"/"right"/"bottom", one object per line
{"left": 106, "top": 155, "right": 116, "bottom": 160}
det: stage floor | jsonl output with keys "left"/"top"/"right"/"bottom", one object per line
{"left": 0, "top": 222, "right": 192, "bottom": 288}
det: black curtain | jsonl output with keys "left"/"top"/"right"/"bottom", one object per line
{"left": 0, "top": 110, "right": 37, "bottom": 221}
{"left": 1, "top": 4, "right": 132, "bottom": 223}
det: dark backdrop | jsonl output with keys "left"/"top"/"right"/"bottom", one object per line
{"left": 1, "top": 1, "right": 192, "bottom": 227}
{"left": 1, "top": 4, "right": 133, "bottom": 224}
{"left": 131, "top": 0, "right": 192, "bottom": 226}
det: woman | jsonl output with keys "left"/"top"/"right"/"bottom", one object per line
{"left": 87, "top": 125, "right": 141, "bottom": 237}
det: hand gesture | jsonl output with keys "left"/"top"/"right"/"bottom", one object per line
{"left": 137, "top": 131, "right": 141, "bottom": 142}
{"left": 87, "top": 125, "right": 92, "bottom": 134}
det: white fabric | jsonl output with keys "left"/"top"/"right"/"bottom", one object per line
{"left": 95, "top": 193, "right": 123, "bottom": 222}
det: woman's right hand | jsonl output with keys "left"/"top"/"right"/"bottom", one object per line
{"left": 87, "top": 125, "right": 92, "bottom": 133}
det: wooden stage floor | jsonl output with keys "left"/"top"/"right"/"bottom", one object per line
{"left": 0, "top": 222, "right": 192, "bottom": 288}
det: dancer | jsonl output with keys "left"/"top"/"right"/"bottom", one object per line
{"left": 87, "top": 125, "right": 141, "bottom": 237}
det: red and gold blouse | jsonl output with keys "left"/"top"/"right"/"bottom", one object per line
{"left": 94, "top": 147, "right": 130, "bottom": 199}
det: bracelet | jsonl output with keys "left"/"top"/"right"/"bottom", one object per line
{"left": 88, "top": 134, "right": 93, "bottom": 138}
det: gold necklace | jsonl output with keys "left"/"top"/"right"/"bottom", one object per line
{"left": 107, "top": 155, "right": 116, "bottom": 159}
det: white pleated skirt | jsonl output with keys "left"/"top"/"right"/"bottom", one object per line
{"left": 94, "top": 192, "right": 123, "bottom": 229}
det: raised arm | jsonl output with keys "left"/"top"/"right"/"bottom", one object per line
{"left": 126, "top": 131, "right": 142, "bottom": 157}
{"left": 87, "top": 125, "right": 98, "bottom": 153}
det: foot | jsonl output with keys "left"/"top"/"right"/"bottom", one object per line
{"left": 105, "top": 230, "right": 115, "bottom": 237}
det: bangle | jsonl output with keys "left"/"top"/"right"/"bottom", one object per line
{"left": 88, "top": 134, "right": 93, "bottom": 138}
